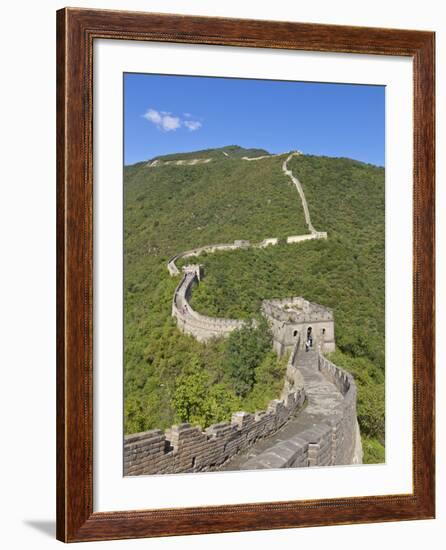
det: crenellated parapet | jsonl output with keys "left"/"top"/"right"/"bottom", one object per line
{"left": 171, "top": 270, "right": 336, "bottom": 349}
{"left": 239, "top": 353, "right": 362, "bottom": 470}
{"left": 124, "top": 348, "right": 362, "bottom": 475}
{"left": 124, "top": 340, "right": 306, "bottom": 475}
{"left": 172, "top": 266, "right": 245, "bottom": 342}
{"left": 261, "top": 297, "right": 335, "bottom": 356}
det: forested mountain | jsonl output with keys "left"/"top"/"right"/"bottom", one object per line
{"left": 124, "top": 146, "right": 385, "bottom": 463}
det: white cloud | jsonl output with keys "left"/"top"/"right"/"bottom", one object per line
{"left": 161, "top": 115, "right": 181, "bottom": 131}
{"left": 143, "top": 108, "right": 180, "bottom": 132}
{"left": 143, "top": 108, "right": 202, "bottom": 132}
{"left": 184, "top": 120, "right": 202, "bottom": 131}
{"left": 143, "top": 109, "right": 162, "bottom": 125}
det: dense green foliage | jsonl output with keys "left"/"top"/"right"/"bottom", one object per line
{"left": 222, "top": 318, "right": 273, "bottom": 397}
{"left": 171, "top": 321, "right": 287, "bottom": 429}
{"left": 124, "top": 147, "right": 385, "bottom": 462}
{"left": 124, "top": 147, "right": 305, "bottom": 434}
{"left": 361, "top": 437, "right": 386, "bottom": 464}
{"left": 171, "top": 357, "right": 239, "bottom": 429}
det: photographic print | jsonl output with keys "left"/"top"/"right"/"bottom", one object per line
{"left": 57, "top": 10, "right": 435, "bottom": 540}
{"left": 123, "top": 73, "right": 385, "bottom": 476}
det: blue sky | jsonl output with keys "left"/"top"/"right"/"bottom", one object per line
{"left": 124, "top": 73, "right": 385, "bottom": 166}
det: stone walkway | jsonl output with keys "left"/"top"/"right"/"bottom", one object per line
{"left": 219, "top": 348, "right": 344, "bottom": 471}
{"left": 282, "top": 152, "right": 317, "bottom": 234}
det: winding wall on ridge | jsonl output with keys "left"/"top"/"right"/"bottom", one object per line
{"left": 169, "top": 152, "right": 327, "bottom": 342}
{"left": 124, "top": 150, "right": 362, "bottom": 475}
{"left": 172, "top": 268, "right": 245, "bottom": 342}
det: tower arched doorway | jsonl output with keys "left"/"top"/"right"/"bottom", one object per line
{"left": 306, "top": 326, "right": 313, "bottom": 350}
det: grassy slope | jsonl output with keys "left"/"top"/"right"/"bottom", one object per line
{"left": 124, "top": 148, "right": 307, "bottom": 434}
{"left": 190, "top": 155, "right": 385, "bottom": 462}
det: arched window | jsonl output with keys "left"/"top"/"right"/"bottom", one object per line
{"left": 293, "top": 330, "right": 298, "bottom": 337}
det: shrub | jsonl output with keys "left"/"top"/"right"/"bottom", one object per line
{"left": 222, "top": 318, "right": 272, "bottom": 397}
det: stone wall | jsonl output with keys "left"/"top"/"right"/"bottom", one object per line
{"left": 257, "top": 238, "right": 279, "bottom": 247}
{"left": 167, "top": 241, "right": 245, "bottom": 276}
{"left": 261, "top": 297, "right": 333, "bottom": 324}
{"left": 261, "top": 297, "right": 336, "bottom": 355}
{"left": 172, "top": 269, "right": 245, "bottom": 342}
{"left": 148, "top": 158, "right": 213, "bottom": 168}
{"left": 240, "top": 353, "right": 361, "bottom": 470}
{"left": 282, "top": 152, "right": 325, "bottom": 237}
{"left": 286, "top": 233, "right": 327, "bottom": 244}
{"left": 124, "top": 341, "right": 306, "bottom": 476}
{"left": 318, "top": 354, "right": 361, "bottom": 464}
{"left": 167, "top": 237, "right": 284, "bottom": 277}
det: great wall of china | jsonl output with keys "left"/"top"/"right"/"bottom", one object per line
{"left": 124, "top": 151, "right": 362, "bottom": 475}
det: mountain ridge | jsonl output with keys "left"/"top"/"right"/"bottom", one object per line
{"left": 151, "top": 144, "right": 270, "bottom": 162}
{"left": 125, "top": 145, "right": 384, "bottom": 168}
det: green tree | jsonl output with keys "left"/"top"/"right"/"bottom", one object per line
{"left": 243, "top": 351, "right": 288, "bottom": 412}
{"left": 172, "top": 358, "right": 210, "bottom": 427}
{"left": 223, "top": 319, "right": 272, "bottom": 397}
{"left": 202, "top": 384, "right": 241, "bottom": 426}
{"left": 172, "top": 361, "right": 241, "bottom": 428}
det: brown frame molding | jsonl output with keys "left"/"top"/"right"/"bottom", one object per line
{"left": 56, "top": 7, "right": 435, "bottom": 542}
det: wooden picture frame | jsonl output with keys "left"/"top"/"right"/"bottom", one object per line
{"left": 56, "top": 7, "right": 435, "bottom": 542}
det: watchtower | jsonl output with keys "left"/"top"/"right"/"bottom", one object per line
{"left": 261, "top": 297, "right": 335, "bottom": 356}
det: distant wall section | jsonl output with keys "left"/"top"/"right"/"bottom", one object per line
{"left": 172, "top": 266, "right": 245, "bottom": 342}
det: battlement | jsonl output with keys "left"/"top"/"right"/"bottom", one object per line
{"left": 172, "top": 269, "right": 245, "bottom": 342}
{"left": 262, "top": 297, "right": 333, "bottom": 323}
{"left": 170, "top": 251, "right": 334, "bottom": 347}
{"left": 239, "top": 353, "right": 362, "bottom": 470}
{"left": 124, "top": 349, "right": 362, "bottom": 475}
{"left": 261, "top": 298, "right": 335, "bottom": 357}
{"left": 124, "top": 341, "right": 306, "bottom": 475}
